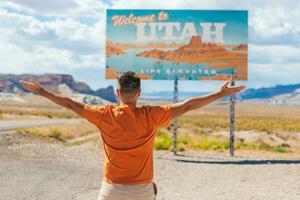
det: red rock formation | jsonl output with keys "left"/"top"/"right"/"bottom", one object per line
{"left": 105, "top": 68, "right": 119, "bottom": 79}
{"left": 106, "top": 41, "right": 126, "bottom": 57}
{"left": 233, "top": 44, "right": 247, "bottom": 51}
{"left": 136, "top": 35, "right": 248, "bottom": 80}
{"left": 136, "top": 35, "right": 229, "bottom": 64}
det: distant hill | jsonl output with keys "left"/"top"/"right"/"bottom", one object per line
{"left": 1, "top": 73, "right": 299, "bottom": 105}
{"left": 142, "top": 83, "right": 300, "bottom": 105}
{"left": 235, "top": 83, "right": 300, "bottom": 105}
{"left": 270, "top": 88, "right": 300, "bottom": 105}
{"left": 0, "top": 74, "right": 117, "bottom": 103}
{"left": 237, "top": 83, "right": 300, "bottom": 100}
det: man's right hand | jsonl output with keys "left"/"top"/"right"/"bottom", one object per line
{"left": 19, "top": 79, "right": 44, "bottom": 94}
{"left": 218, "top": 81, "right": 246, "bottom": 97}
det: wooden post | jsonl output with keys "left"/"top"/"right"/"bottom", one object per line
{"left": 229, "top": 80, "right": 235, "bottom": 157}
{"left": 173, "top": 77, "right": 178, "bottom": 155}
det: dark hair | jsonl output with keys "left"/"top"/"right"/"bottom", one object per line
{"left": 118, "top": 71, "right": 140, "bottom": 94}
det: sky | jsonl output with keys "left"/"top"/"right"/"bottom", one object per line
{"left": 0, "top": 0, "right": 300, "bottom": 93}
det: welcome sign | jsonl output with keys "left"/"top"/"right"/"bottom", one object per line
{"left": 106, "top": 10, "right": 248, "bottom": 80}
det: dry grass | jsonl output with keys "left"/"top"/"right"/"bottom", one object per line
{"left": 4, "top": 98, "right": 300, "bottom": 154}
{"left": 189, "top": 102, "right": 300, "bottom": 119}
{"left": 154, "top": 130, "right": 290, "bottom": 153}
{"left": 16, "top": 121, "right": 98, "bottom": 141}
{"left": 154, "top": 102, "right": 300, "bottom": 154}
{"left": 0, "top": 105, "right": 77, "bottom": 120}
{"left": 178, "top": 115, "right": 300, "bottom": 133}
{"left": 0, "top": 110, "right": 3, "bottom": 120}
{"left": 0, "top": 95, "right": 79, "bottom": 120}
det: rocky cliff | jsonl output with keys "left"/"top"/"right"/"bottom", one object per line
{"left": 0, "top": 74, "right": 117, "bottom": 102}
{"left": 233, "top": 44, "right": 247, "bottom": 51}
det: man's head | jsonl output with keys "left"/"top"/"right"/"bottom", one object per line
{"left": 117, "top": 71, "right": 141, "bottom": 104}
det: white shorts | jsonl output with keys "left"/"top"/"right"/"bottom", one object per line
{"left": 97, "top": 181, "right": 156, "bottom": 200}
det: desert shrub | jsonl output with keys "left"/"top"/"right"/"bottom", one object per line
{"left": 154, "top": 130, "right": 172, "bottom": 150}
{"left": 0, "top": 106, "right": 78, "bottom": 119}
{"left": 154, "top": 128, "right": 290, "bottom": 154}
{"left": 179, "top": 115, "right": 300, "bottom": 133}
{"left": 49, "top": 127, "right": 62, "bottom": 139}
{"left": 272, "top": 147, "right": 287, "bottom": 153}
{"left": 197, "top": 139, "right": 224, "bottom": 150}
{"left": 17, "top": 127, "right": 45, "bottom": 137}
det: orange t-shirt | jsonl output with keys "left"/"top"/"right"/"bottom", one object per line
{"left": 83, "top": 104, "right": 172, "bottom": 184}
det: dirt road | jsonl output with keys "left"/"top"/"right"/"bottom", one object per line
{"left": 0, "top": 132, "right": 300, "bottom": 200}
{"left": 0, "top": 119, "right": 81, "bottom": 132}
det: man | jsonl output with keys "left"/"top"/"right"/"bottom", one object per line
{"left": 19, "top": 71, "right": 245, "bottom": 200}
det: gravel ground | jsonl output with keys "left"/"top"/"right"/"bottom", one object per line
{"left": 0, "top": 132, "right": 300, "bottom": 200}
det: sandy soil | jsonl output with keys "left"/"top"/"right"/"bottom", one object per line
{"left": 0, "top": 132, "right": 300, "bottom": 200}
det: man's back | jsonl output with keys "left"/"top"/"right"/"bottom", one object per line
{"left": 19, "top": 71, "right": 245, "bottom": 200}
{"left": 83, "top": 104, "right": 172, "bottom": 184}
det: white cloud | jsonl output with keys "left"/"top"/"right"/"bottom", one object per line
{"left": 72, "top": 0, "right": 108, "bottom": 17}
{"left": 7, "top": 0, "right": 108, "bottom": 18}
{"left": 0, "top": 1, "right": 36, "bottom": 15}
{"left": 248, "top": 62, "right": 300, "bottom": 88}
{"left": 43, "top": 18, "right": 94, "bottom": 41}
{"left": 250, "top": 44, "right": 300, "bottom": 64}
{"left": 251, "top": 2, "right": 300, "bottom": 39}
{"left": 0, "top": 7, "right": 39, "bottom": 30}
{"left": 111, "top": 0, "right": 219, "bottom": 9}
{"left": 0, "top": 6, "right": 105, "bottom": 44}
{"left": 0, "top": 2, "right": 105, "bottom": 75}
{"left": 0, "top": 39, "right": 103, "bottom": 74}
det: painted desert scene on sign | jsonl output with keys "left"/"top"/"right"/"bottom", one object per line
{"left": 106, "top": 36, "right": 247, "bottom": 80}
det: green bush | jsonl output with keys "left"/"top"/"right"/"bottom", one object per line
{"left": 177, "top": 135, "right": 190, "bottom": 145}
{"left": 49, "top": 127, "right": 61, "bottom": 139}
{"left": 154, "top": 131, "right": 172, "bottom": 150}
{"left": 272, "top": 147, "right": 287, "bottom": 153}
{"left": 197, "top": 140, "right": 223, "bottom": 150}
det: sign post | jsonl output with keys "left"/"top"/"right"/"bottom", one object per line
{"left": 173, "top": 77, "right": 179, "bottom": 155}
{"left": 229, "top": 80, "right": 235, "bottom": 156}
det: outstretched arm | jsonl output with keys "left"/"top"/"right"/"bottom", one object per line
{"left": 19, "top": 80, "right": 84, "bottom": 117}
{"left": 170, "top": 81, "right": 246, "bottom": 118}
